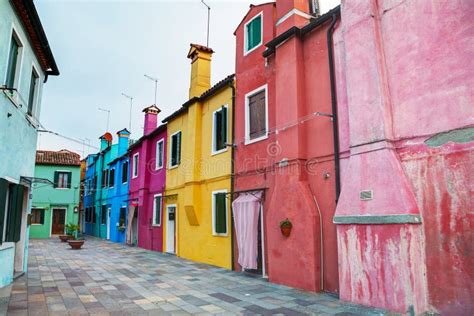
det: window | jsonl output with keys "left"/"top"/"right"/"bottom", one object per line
{"left": 85, "top": 208, "right": 90, "bottom": 222}
{"left": 212, "top": 106, "right": 228, "bottom": 154}
{"left": 102, "top": 170, "right": 108, "bottom": 188}
{"left": 245, "top": 86, "right": 268, "bottom": 144}
{"left": 156, "top": 139, "right": 164, "bottom": 169}
{"left": 0, "top": 182, "right": 25, "bottom": 243}
{"left": 152, "top": 194, "right": 162, "bottom": 226}
{"left": 54, "top": 171, "right": 72, "bottom": 189}
{"left": 101, "top": 205, "right": 107, "bottom": 225}
{"left": 109, "top": 168, "right": 115, "bottom": 188}
{"left": 27, "top": 69, "right": 39, "bottom": 116}
{"left": 212, "top": 190, "right": 228, "bottom": 236}
{"left": 31, "top": 208, "right": 45, "bottom": 225}
{"left": 93, "top": 176, "right": 97, "bottom": 191}
{"left": 122, "top": 161, "right": 128, "bottom": 183}
{"left": 244, "top": 13, "right": 262, "bottom": 54}
{"left": 170, "top": 131, "right": 181, "bottom": 168}
{"left": 92, "top": 207, "right": 96, "bottom": 224}
{"left": 119, "top": 207, "right": 126, "bottom": 227}
{"left": 5, "top": 33, "right": 22, "bottom": 88}
{"left": 132, "top": 153, "right": 139, "bottom": 178}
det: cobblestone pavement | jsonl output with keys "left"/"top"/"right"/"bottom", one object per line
{"left": 2, "top": 238, "right": 393, "bottom": 315}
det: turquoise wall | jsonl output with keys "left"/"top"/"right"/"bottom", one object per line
{"left": 30, "top": 164, "right": 80, "bottom": 238}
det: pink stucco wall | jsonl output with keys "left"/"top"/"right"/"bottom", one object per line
{"left": 335, "top": 0, "right": 473, "bottom": 314}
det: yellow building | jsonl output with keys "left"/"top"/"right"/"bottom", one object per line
{"left": 163, "top": 44, "right": 234, "bottom": 269}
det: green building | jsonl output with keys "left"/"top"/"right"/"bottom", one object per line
{"left": 30, "top": 150, "right": 81, "bottom": 238}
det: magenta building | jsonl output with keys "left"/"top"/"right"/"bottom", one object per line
{"left": 127, "top": 105, "right": 167, "bottom": 252}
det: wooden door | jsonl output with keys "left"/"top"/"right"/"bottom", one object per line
{"left": 51, "top": 209, "right": 66, "bottom": 235}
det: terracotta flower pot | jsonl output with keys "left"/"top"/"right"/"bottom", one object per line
{"left": 68, "top": 240, "right": 84, "bottom": 250}
{"left": 281, "top": 226, "right": 292, "bottom": 237}
{"left": 59, "top": 235, "right": 73, "bottom": 242}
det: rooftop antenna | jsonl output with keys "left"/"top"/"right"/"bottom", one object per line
{"left": 98, "top": 107, "right": 111, "bottom": 131}
{"left": 144, "top": 74, "right": 158, "bottom": 105}
{"left": 201, "top": 0, "right": 210, "bottom": 47}
{"left": 121, "top": 93, "right": 134, "bottom": 133}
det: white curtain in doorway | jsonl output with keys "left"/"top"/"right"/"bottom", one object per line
{"left": 232, "top": 192, "right": 262, "bottom": 270}
{"left": 126, "top": 206, "right": 135, "bottom": 245}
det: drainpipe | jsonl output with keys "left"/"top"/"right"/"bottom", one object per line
{"left": 229, "top": 81, "right": 236, "bottom": 270}
{"left": 326, "top": 13, "right": 341, "bottom": 201}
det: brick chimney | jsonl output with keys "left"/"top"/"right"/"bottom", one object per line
{"left": 117, "top": 129, "right": 130, "bottom": 155}
{"left": 275, "top": 0, "right": 313, "bottom": 36}
{"left": 187, "top": 43, "right": 214, "bottom": 98}
{"left": 143, "top": 105, "right": 161, "bottom": 136}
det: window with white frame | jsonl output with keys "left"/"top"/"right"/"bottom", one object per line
{"left": 5, "top": 31, "right": 23, "bottom": 89}
{"left": 212, "top": 190, "right": 228, "bottom": 236}
{"left": 132, "top": 153, "right": 139, "bottom": 178}
{"left": 152, "top": 194, "right": 162, "bottom": 226}
{"left": 245, "top": 85, "right": 268, "bottom": 143}
{"left": 170, "top": 131, "right": 181, "bottom": 168}
{"left": 212, "top": 106, "right": 228, "bottom": 154}
{"left": 244, "top": 12, "right": 262, "bottom": 54}
{"left": 156, "top": 139, "right": 164, "bottom": 169}
{"left": 27, "top": 68, "right": 39, "bottom": 116}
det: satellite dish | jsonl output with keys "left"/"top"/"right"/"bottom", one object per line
{"left": 103, "top": 132, "right": 113, "bottom": 142}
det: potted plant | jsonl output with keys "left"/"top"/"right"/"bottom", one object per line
{"left": 59, "top": 223, "right": 75, "bottom": 242}
{"left": 66, "top": 224, "right": 85, "bottom": 249}
{"left": 279, "top": 218, "right": 292, "bottom": 237}
{"left": 118, "top": 219, "right": 126, "bottom": 233}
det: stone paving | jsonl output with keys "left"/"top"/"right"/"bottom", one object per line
{"left": 1, "top": 238, "right": 393, "bottom": 315}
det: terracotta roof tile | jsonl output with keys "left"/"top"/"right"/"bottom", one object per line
{"left": 36, "top": 150, "right": 81, "bottom": 166}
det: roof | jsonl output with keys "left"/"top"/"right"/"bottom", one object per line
{"left": 10, "top": 0, "right": 59, "bottom": 78}
{"left": 187, "top": 43, "right": 214, "bottom": 58}
{"left": 127, "top": 123, "right": 167, "bottom": 152}
{"left": 108, "top": 152, "right": 129, "bottom": 166}
{"left": 36, "top": 150, "right": 81, "bottom": 166}
{"left": 162, "top": 74, "right": 235, "bottom": 123}
{"left": 233, "top": 2, "right": 275, "bottom": 35}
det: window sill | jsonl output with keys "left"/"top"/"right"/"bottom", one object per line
{"left": 3, "top": 90, "right": 20, "bottom": 108}
{"left": 244, "top": 42, "right": 262, "bottom": 56}
{"left": 168, "top": 164, "right": 179, "bottom": 170}
{"left": 151, "top": 224, "right": 161, "bottom": 227}
{"left": 155, "top": 166, "right": 164, "bottom": 171}
{"left": 31, "top": 223, "right": 43, "bottom": 226}
{"left": 55, "top": 188, "right": 70, "bottom": 190}
{"left": 212, "top": 232, "right": 229, "bottom": 237}
{"left": 211, "top": 148, "right": 228, "bottom": 156}
{"left": 245, "top": 134, "right": 268, "bottom": 145}
{"left": 0, "top": 242, "right": 15, "bottom": 251}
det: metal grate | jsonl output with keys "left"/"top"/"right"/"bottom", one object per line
{"left": 360, "top": 190, "right": 373, "bottom": 201}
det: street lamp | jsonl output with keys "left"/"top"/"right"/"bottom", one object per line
{"left": 121, "top": 93, "right": 134, "bottom": 133}
{"left": 144, "top": 74, "right": 158, "bottom": 106}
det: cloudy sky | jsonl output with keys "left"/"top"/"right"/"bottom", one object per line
{"left": 35, "top": 0, "right": 340, "bottom": 158}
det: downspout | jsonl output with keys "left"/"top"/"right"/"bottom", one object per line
{"left": 327, "top": 13, "right": 341, "bottom": 201}
{"left": 229, "top": 81, "right": 236, "bottom": 270}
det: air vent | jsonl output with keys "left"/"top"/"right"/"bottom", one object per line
{"left": 360, "top": 190, "right": 373, "bottom": 201}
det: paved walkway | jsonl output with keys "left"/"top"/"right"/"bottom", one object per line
{"left": 2, "top": 238, "right": 392, "bottom": 315}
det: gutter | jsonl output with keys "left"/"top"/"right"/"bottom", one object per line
{"left": 229, "top": 81, "right": 236, "bottom": 270}
{"left": 326, "top": 13, "right": 341, "bottom": 201}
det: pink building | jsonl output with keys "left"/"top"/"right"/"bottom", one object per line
{"left": 334, "top": 0, "right": 473, "bottom": 314}
{"left": 128, "top": 105, "right": 167, "bottom": 252}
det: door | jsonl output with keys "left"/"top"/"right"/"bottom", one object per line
{"left": 166, "top": 205, "right": 176, "bottom": 254}
{"left": 51, "top": 208, "right": 66, "bottom": 235}
{"left": 106, "top": 207, "right": 111, "bottom": 240}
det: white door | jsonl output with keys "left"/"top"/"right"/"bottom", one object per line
{"left": 166, "top": 205, "right": 176, "bottom": 254}
{"left": 106, "top": 207, "right": 111, "bottom": 240}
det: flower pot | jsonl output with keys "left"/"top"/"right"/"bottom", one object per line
{"left": 59, "top": 235, "right": 73, "bottom": 242}
{"left": 281, "top": 226, "right": 292, "bottom": 237}
{"left": 68, "top": 240, "right": 84, "bottom": 250}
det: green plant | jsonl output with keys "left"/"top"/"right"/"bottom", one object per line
{"left": 65, "top": 223, "right": 80, "bottom": 239}
{"left": 279, "top": 218, "right": 292, "bottom": 228}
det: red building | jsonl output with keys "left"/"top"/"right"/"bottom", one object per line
{"left": 233, "top": 1, "right": 341, "bottom": 294}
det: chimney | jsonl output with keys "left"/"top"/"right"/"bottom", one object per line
{"left": 117, "top": 129, "right": 130, "bottom": 155}
{"left": 143, "top": 105, "right": 161, "bottom": 136}
{"left": 275, "top": 0, "right": 312, "bottom": 36}
{"left": 187, "top": 43, "right": 214, "bottom": 98}
{"left": 99, "top": 133, "right": 112, "bottom": 151}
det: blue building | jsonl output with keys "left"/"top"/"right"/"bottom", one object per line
{"left": 0, "top": 0, "right": 59, "bottom": 288}
{"left": 105, "top": 129, "right": 130, "bottom": 243}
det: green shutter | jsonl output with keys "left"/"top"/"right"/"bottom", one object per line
{"left": 252, "top": 16, "right": 262, "bottom": 48}
{"left": 215, "top": 193, "right": 227, "bottom": 234}
{"left": 176, "top": 132, "right": 181, "bottom": 165}
{"left": 0, "top": 179, "right": 8, "bottom": 244}
{"left": 67, "top": 172, "right": 72, "bottom": 189}
{"left": 6, "top": 37, "right": 19, "bottom": 88}
{"left": 221, "top": 107, "right": 227, "bottom": 149}
{"left": 6, "top": 184, "right": 24, "bottom": 242}
{"left": 53, "top": 171, "right": 59, "bottom": 188}
{"left": 40, "top": 209, "right": 45, "bottom": 225}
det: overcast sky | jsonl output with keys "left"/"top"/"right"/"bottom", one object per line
{"left": 35, "top": 0, "right": 340, "bottom": 158}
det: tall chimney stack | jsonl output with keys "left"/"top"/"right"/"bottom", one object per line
{"left": 143, "top": 105, "right": 161, "bottom": 136}
{"left": 187, "top": 43, "right": 214, "bottom": 98}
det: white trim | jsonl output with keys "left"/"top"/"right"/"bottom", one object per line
{"left": 169, "top": 130, "right": 181, "bottom": 168}
{"left": 260, "top": 203, "right": 267, "bottom": 277}
{"left": 165, "top": 204, "right": 177, "bottom": 254}
{"left": 106, "top": 207, "right": 111, "bottom": 239}
{"left": 276, "top": 8, "right": 314, "bottom": 26}
{"left": 211, "top": 189, "right": 228, "bottom": 237}
{"left": 211, "top": 104, "right": 229, "bottom": 156}
{"left": 3, "top": 23, "right": 25, "bottom": 93}
{"left": 244, "top": 84, "right": 269, "bottom": 145}
{"left": 27, "top": 64, "right": 40, "bottom": 117}
{"left": 50, "top": 207, "right": 67, "bottom": 236}
{"left": 152, "top": 194, "right": 162, "bottom": 227}
{"left": 243, "top": 11, "right": 263, "bottom": 56}
{"left": 2, "top": 187, "right": 10, "bottom": 242}
{"left": 132, "top": 153, "right": 139, "bottom": 178}
{"left": 155, "top": 139, "right": 164, "bottom": 170}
